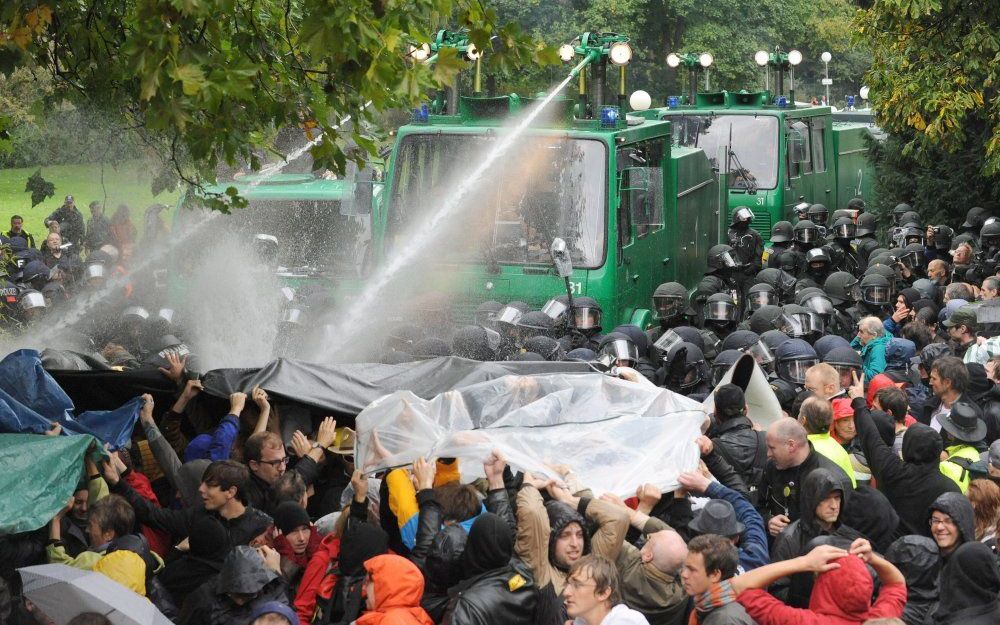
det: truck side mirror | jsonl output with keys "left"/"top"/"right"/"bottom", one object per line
{"left": 550, "top": 237, "right": 574, "bottom": 278}
{"left": 348, "top": 167, "right": 374, "bottom": 215}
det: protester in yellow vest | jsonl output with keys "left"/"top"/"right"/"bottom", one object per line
{"left": 798, "top": 396, "right": 858, "bottom": 488}
{"left": 937, "top": 400, "right": 988, "bottom": 494}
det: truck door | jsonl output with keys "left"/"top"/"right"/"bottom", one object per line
{"left": 784, "top": 118, "right": 813, "bottom": 213}
{"left": 809, "top": 117, "right": 834, "bottom": 211}
{"left": 615, "top": 145, "right": 638, "bottom": 325}
{"left": 617, "top": 139, "right": 667, "bottom": 327}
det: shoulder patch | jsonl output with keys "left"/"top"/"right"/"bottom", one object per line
{"left": 507, "top": 574, "right": 526, "bottom": 592}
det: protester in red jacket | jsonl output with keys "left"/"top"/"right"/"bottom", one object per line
{"left": 731, "top": 539, "right": 906, "bottom": 625}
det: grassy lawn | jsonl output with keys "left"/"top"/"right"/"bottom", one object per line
{"left": 0, "top": 162, "right": 180, "bottom": 241}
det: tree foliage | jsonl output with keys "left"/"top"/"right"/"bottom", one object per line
{"left": 0, "top": 1, "right": 554, "bottom": 208}
{"left": 858, "top": 0, "right": 1000, "bottom": 177}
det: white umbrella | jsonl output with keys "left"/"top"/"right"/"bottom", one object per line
{"left": 19, "top": 564, "right": 173, "bottom": 625}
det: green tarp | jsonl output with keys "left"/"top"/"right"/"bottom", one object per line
{"left": 0, "top": 433, "right": 98, "bottom": 534}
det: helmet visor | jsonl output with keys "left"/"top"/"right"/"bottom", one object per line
{"left": 897, "top": 251, "right": 921, "bottom": 269}
{"left": 716, "top": 251, "right": 739, "bottom": 268}
{"left": 474, "top": 310, "right": 498, "bottom": 327}
{"left": 780, "top": 358, "right": 819, "bottom": 384}
{"left": 599, "top": 339, "right": 639, "bottom": 366}
{"left": 21, "top": 291, "right": 46, "bottom": 311}
{"left": 832, "top": 364, "right": 861, "bottom": 389}
{"left": 681, "top": 365, "right": 703, "bottom": 390}
{"left": 862, "top": 285, "right": 892, "bottom": 305}
{"left": 833, "top": 223, "right": 856, "bottom": 239}
{"left": 803, "top": 295, "right": 834, "bottom": 316}
{"left": 541, "top": 299, "right": 569, "bottom": 320}
{"left": 573, "top": 307, "right": 601, "bottom": 330}
{"left": 778, "top": 270, "right": 798, "bottom": 292}
{"left": 734, "top": 207, "right": 754, "bottom": 223}
{"left": 795, "top": 228, "right": 817, "bottom": 243}
{"left": 280, "top": 308, "right": 303, "bottom": 325}
{"left": 653, "top": 295, "right": 686, "bottom": 318}
{"left": 705, "top": 301, "right": 738, "bottom": 322}
{"left": 712, "top": 363, "right": 731, "bottom": 386}
{"left": 84, "top": 263, "right": 106, "bottom": 280}
{"left": 495, "top": 306, "right": 524, "bottom": 326}
{"left": 653, "top": 329, "right": 685, "bottom": 357}
{"left": 746, "top": 340, "right": 776, "bottom": 366}
{"left": 749, "top": 290, "right": 773, "bottom": 310}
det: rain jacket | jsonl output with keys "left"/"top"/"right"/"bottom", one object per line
{"left": 441, "top": 558, "right": 537, "bottom": 625}
{"left": 931, "top": 541, "right": 1000, "bottom": 625}
{"left": 885, "top": 535, "right": 939, "bottom": 625}
{"left": 928, "top": 492, "right": 976, "bottom": 560}
{"left": 711, "top": 416, "right": 768, "bottom": 506}
{"left": 770, "top": 469, "right": 863, "bottom": 607}
{"left": 356, "top": 554, "right": 434, "bottom": 625}
{"left": 849, "top": 333, "right": 889, "bottom": 382}
{"left": 738, "top": 552, "right": 906, "bottom": 625}
{"left": 181, "top": 545, "right": 290, "bottom": 625}
{"left": 852, "top": 396, "right": 961, "bottom": 535}
{"left": 616, "top": 516, "right": 687, "bottom": 625}
{"left": 93, "top": 550, "right": 146, "bottom": 596}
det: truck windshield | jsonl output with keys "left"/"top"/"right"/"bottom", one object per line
{"left": 389, "top": 133, "right": 607, "bottom": 269}
{"left": 670, "top": 115, "right": 779, "bottom": 189}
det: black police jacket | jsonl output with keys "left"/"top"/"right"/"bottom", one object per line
{"left": 442, "top": 558, "right": 538, "bottom": 625}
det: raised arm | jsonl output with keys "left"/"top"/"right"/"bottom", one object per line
{"left": 848, "top": 373, "right": 906, "bottom": 484}
{"left": 515, "top": 475, "right": 554, "bottom": 587}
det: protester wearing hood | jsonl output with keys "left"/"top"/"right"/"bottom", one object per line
{"left": 158, "top": 515, "right": 230, "bottom": 609}
{"left": 769, "top": 469, "right": 863, "bottom": 607}
{"left": 733, "top": 541, "right": 906, "bottom": 625}
{"left": 965, "top": 362, "right": 1000, "bottom": 443}
{"left": 885, "top": 535, "right": 940, "bottom": 625}
{"left": 849, "top": 377, "right": 961, "bottom": 535}
{"left": 883, "top": 288, "right": 920, "bottom": 336}
{"left": 928, "top": 492, "right": 976, "bottom": 561}
{"left": 515, "top": 473, "right": 629, "bottom": 625}
{"left": 295, "top": 516, "right": 389, "bottom": 625}
{"left": 441, "top": 513, "right": 537, "bottom": 625}
{"left": 181, "top": 545, "right": 289, "bottom": 625}
{"left": 931, "top": 541, "right": 1000, "bottom": 625}
{"left": 356, "top": 554, "right": 433, "bottom": 625}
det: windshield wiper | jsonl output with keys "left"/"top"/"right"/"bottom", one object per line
{"left": 726, "top": 124, "right": 758, "bottom": 194}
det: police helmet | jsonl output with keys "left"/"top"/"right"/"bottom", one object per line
{"left": 598, "top": 332, "right": 639, "bottom": 367}
{"left": 800, "top": 291, "right": 835, "bottom": 317}
{"left": 664, "top": 342, "right": 707, "bottom": 391}
{"left": 474, "top": 300, "right": 503, "bottom": 327}
{"left": 963, "top": 206, "right": 989, "bottom": 230}
{"left": 899, "top": 243, "right": 926, "bottom": 270}
{"left": 932, "top": 225, "right": 954, "bottom": 252}
{"left": 515, "top": 311, "right": 555, "bottom": 336}
{"left": 712, "top": 349, "right": 742, "bottom": 385}
{"left": 732, "top": 206, "right": 755, "bottom": 227}
{"left": 782, "top": 304, "right": 824, "bottom": 339}
{"left": 19, "top": 289, "right": 46, "bottom": 312}
{"left": 522, "top": 335, "right": 564, "bottom": 361}
{"left": 823, "top": 271, "right": 861, "bottom": 306}
{"left": 704, "top": 292, "right": 739, "bottom": 322}
{"left": 570, "top": 296, "right": 603, "bottom": 331}
{"left": 892, "top": 203, "right": 913, "bottom": 225}
{"left": 760, "top": 329, "right": 791, "bottom": 353}
{"left": 756, "top": 267, "right": 797, "bottom": 296}
{"left": 856, "top": 212, "right": 877, "bottom": 237}
{"left": 495, "top": 301, "right": 530, "bottom": 328}
{"left": 747, "top": 283, "right": 776, "bottom": 311}
{"left": 775, "top": 338, "right": 819, "bottom": 385}
{"left": 860, "top": 273, "right": 893, "bottom": 305}
{"left": 865, "top": 264, "right": 898, "bottom": 283}
{"left": 794, "top": 202, "right": 810, "bottom": 221}
{"left": 122, "top": 306, "right": 150, "bottom": 323}
{"left": 720, "top": 329, "right": 774, "bottom": 369}
{"left": 652, "top": 282, "right": 689, "bottom": 320}
{"left": 540, "top": 296, "right": 570, "bottom": 323}
{"left": 813, "top": 335, "right": 851, "bottom": 360}
{"left": 831, "top": 217, "right": 856, "bottom": 240}
{"left": 793, "top": 219, "right": 819, "bottom": 244}
{"left": 84, "top": 262, "right": 106, "bottom": 283}
{"left": 771, "top": 221, "right": 793, "bottom": 244}
{"left": 807, "top": 204, "right": 829, "bottom": 226}
{"left": 707, "top": 244, "right": 739, "bottom": 271}
{"left": 902, "top": 226, "right": 924, "bottom": 246}
{"left": 981, "top": 220, "right": 1000, "bottom": 249}
{"left": 846, "top": 198, "right": 866, "bottom": 213}
{"left": 805, "top": 247, "right": 831, "bottom": 266}
{"left": 749, "top": 305, "right": 787, "bottom": 335}
{"left": 899, "top": 211, "right": 921, "bottom": 229}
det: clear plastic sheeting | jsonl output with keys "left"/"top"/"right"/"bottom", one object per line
{"left": 355, "top": 373, "right": 708, "bottom": 497}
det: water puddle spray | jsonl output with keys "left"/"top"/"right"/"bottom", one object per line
{"left": 323, "top": 74, "right": 577, "bottom": 354}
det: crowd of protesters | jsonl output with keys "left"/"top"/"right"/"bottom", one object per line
{"left": 4, "top": 198, "right": 1000, "bottom": 625}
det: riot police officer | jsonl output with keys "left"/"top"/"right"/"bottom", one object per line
{"left": 961, "top": 206, "right": 990, "bottom": 242}
{"left": 694, "top": 244, "right": 743, "bottom": 321}
{"left": 703, "top": 292, "right": 740, "bottom": 340}
{"left": 648, "top": 281, "right": 692, "bottom": 342}
{"left": 728, "top": 206, "right": 764, "bottom": 292}
{"left": 807, "top": 203, "right": 829, "bottom": 228}
{"left": 855, "top": 212, "right": 880, "bottom": 262}
{"left": 858, "top": 273, "right": 894, "bottom": 317}
{"left": 824, "top": 271, "right": 863, "bottom": 339}
{"left": 829, "top": 216, "right": 865, "bottom": 276}
{"left": 774, "top": 338, "right": 819, "bottom": 391}
{"left": 804, "top": 247, "right": 833, "bottom": 284}
{"left": 767, "top": 221, "right": 794, "bottom": 268}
